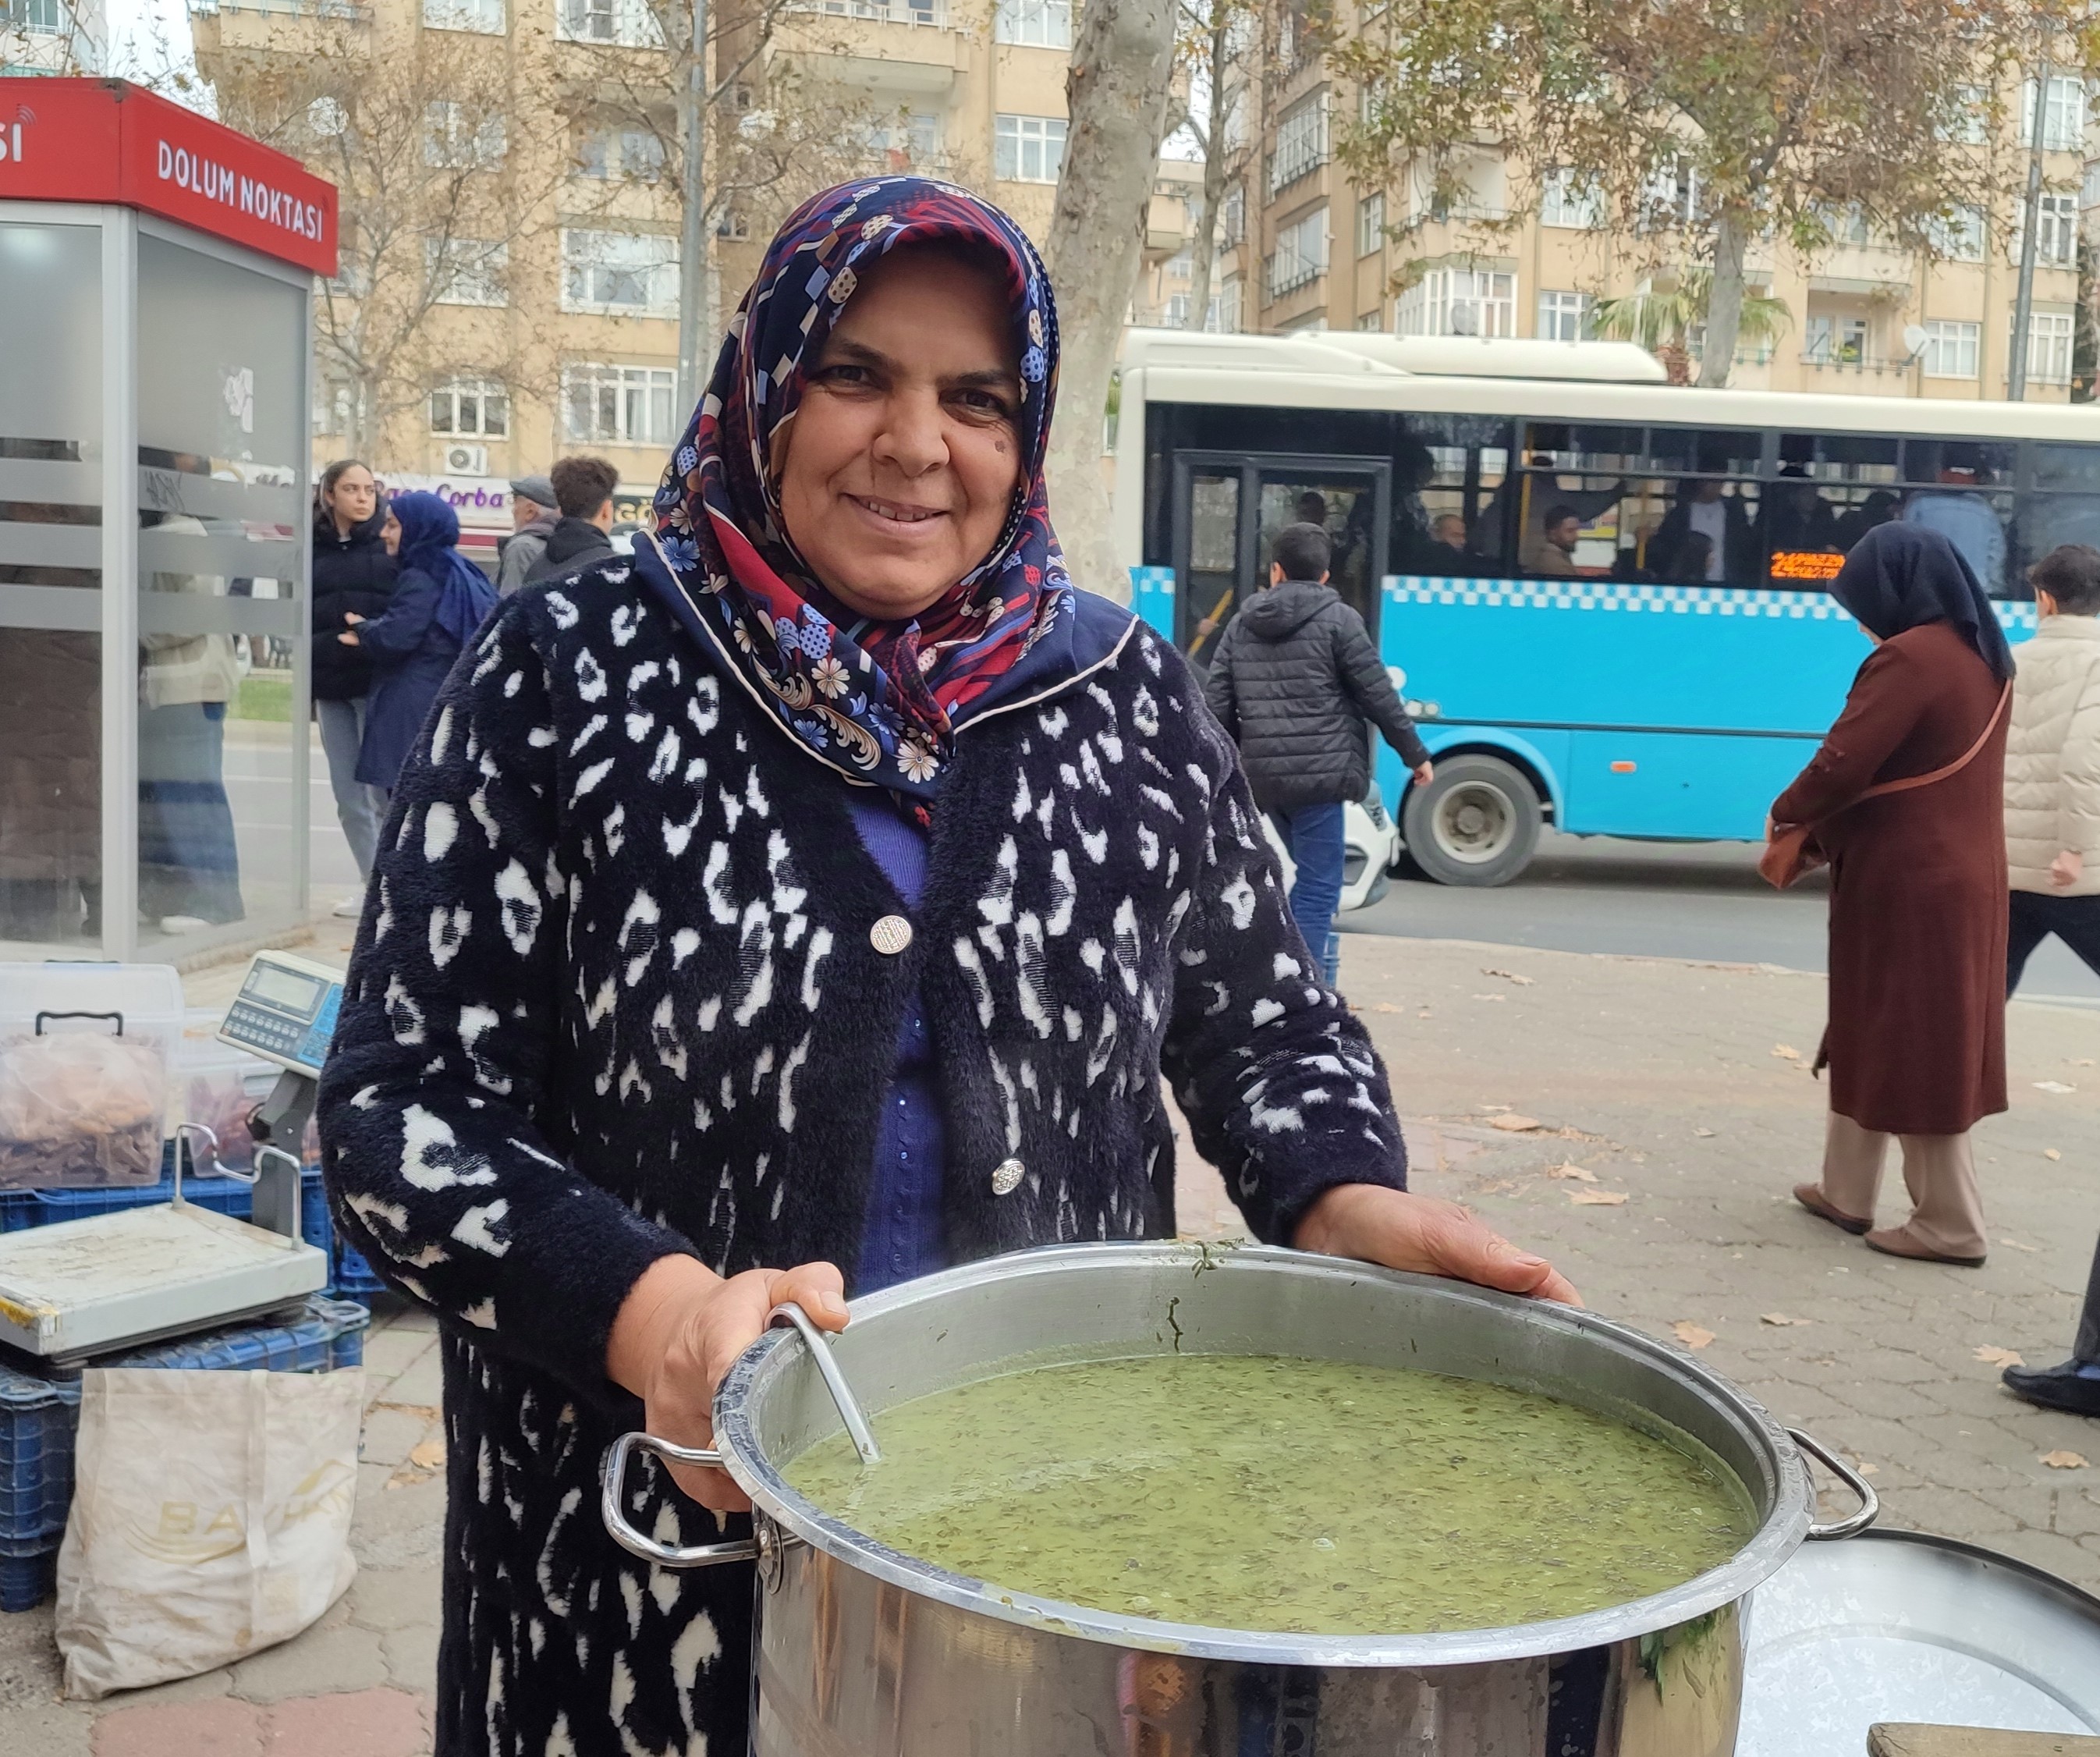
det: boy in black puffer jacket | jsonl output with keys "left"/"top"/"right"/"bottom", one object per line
{"left": 1203, "top": 521, "right": 1432, "bottom": 985}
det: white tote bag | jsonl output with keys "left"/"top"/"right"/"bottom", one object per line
{"left": 55, "top": 1366, "right": 364, "bottom": 1699}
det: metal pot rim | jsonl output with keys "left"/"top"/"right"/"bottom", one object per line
{"left": 714, "top": 1242, "right": 1815, "bottom": 1666}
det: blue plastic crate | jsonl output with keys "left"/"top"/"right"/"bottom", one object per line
{"left": 0, "top": 1545, "right": 55, "bottom": 1615}
{"left": 330, "top": 1238, "right": 387, "bottom": 1304}
{"left": 0, "top": 1297, "right": 369, "bottom": 1566}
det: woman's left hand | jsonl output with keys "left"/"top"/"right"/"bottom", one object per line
{"left": 1293, "top": 1183, "right": 1581, "bottom": 1306}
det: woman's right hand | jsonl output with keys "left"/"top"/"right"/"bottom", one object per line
{"left": 606, "top": 1255, "right": 847, "bottom": 1511}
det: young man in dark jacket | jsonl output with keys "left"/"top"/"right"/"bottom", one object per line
{"left": 523, "top": 456, "right": 619, "bottom": 585}
{"left": 1203, "top": 522, "right": 1434, "bottom": 985}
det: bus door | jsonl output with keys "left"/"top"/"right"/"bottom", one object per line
{"left": 1169, "top": 452, "right": 1391, "bottom": 666}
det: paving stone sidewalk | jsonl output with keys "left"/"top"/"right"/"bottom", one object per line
{"left": 5, "top": 929, "right": 2099, "bottom": 1751}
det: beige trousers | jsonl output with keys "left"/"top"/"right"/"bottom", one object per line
{"left": 1820, "top": 1111, "right": 1987, "bottom": 1259}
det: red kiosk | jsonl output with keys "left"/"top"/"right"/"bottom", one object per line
{"left": 0, "top": 81, "right": 337, "bottom": 961}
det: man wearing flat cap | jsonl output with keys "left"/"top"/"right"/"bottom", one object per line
{"left": 497, "top": 474, "right": 557, "bottom": 594}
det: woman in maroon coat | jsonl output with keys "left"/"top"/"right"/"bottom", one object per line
{"left": 1775, "top": 524, "right": 2013, "bottom": 1266}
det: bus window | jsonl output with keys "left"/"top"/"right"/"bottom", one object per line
{"left": 1772, "top": 434, "right": 1901, "bottom": 584}
{"left": 1253, "top": 471, "right": 1384, "bottom": 632}
{"left": 1399, "top": 414, "right": 1511, "bottom": 574}
{"left": 1517, "top": 424, "right": 1760, "bottom": 585}
{"left": 2024, "top": 443, "right": 2100, "bottom": 569}
{"left": 1641, "top": 476, "right": 1761, "bottom": 584}
{"left": 1898, "top": 440, "right": 2013, "bottom": 594}
{"left": 1648, "top": 425, "right": 1761, "bottom": 476}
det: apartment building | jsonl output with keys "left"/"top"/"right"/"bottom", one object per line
{"left": 2, "top": 0, "right": 105, "bottom": 74}
{"left": 188, "top": 0, "right": 1085, "bottom": 490}
{"left": 1225, "top": 47, "right": 2091, "bottom": 403}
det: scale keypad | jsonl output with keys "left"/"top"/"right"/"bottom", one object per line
{"left": 226, "top": 1001, "right": 321, "bottom": 1067}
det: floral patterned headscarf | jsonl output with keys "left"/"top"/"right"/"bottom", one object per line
{"left": 650, "top": 177, "right": 1070, "bottom": 799}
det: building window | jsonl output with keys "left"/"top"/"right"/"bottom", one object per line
{"left": 427, "top": 238, "right": 509, "bottom": 307}
{"left": 1356, "top": 309, "right": 1382, "bottom": 331}
{"left": 1218, "top": 278, "right": 1242, "bottom": 334}
{"left": 1221, "top": 185, "right": 1246, "bottom": 247}
{"left": 1641, "top": 159, "right": 1699, "bottom": 229}
{"left": 2084, "top": 161, "right": 2100, "bottom": 210}
{"left": 2020, "top": 192, "right": 2080, "bottom": 266}
{"left": 1804, "top": 313, "right": 1871, "bottom": 364}
{"left": 1266, "top": 207, "right": 1328, "bottom": 297}
{"left": 2020, "top": 311, "right": 2076, "bottom": 385}
{"left": 995, "top": 114, "right": 1066, "bottom": 183}
{"left": 423, "top": 101, "right": 505, "bottom": 169}
{"left": 715, "top": 209, "right": 750, "bottom": 240}
{"left": 574, "top": 126, "right": 667, "bottom": 183}
{"left": 1921, "top": 318, "right": 1980, "bottom": 378}
{"left": 994, "top": 0, "right": 1069, "bottom": 48}
{"left": 2024, "top": 75, "right": 2086, "bottom": 152}
{"left": 314, "top": 378, "right": 357, "bottom": 437}
{"left": 306, "top": 96, "right": 347, "bottom": 138}
{"left": 6, "top": 0, "right": 64, "bottom": 32}
{"left": 1536, "top": 289, "right": 1592, "bottom": 342}
{"left": 430, "top": 378, "right": 510, "bottom": 437}
{"left": 1541, "top": 169, "right": 1602, "bottom": 230}
{"left": 1928, "top": 205, "right": 1986, "bottom": 263}
{"left": 1396, "top": 267, "right": 1516, "bottom": 337}
{"left": 561, "top": 229, "right": 678, "bottom": 316}
{"left": 1269, "top": 92, "right": 1328, "bottom": 195}
{"left": 865, "top": 110, "right": 942, "bottom": 165}
{"left": 557, "top": 0, "right": 662, "bottom": 47}
{"left": 1165, "top": 249, "right": 1193, "bottom": 283}
{"left": 562, "top": 362, "right": 679, "bottom": 445}
{"left": 424, "top": 0, "right": 504, "bottom": 30}
{"left": 1356, "top": 191, "right": 1385, "bottom": 258}
{"left": 1941, "top": 83, "right": 1990, "bottom": 145}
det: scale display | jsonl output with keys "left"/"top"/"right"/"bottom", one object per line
{"left": 218, "top": 950, "right": 345, "bottom": 1074}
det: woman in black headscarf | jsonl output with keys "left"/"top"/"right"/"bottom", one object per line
{"left": 1772, "top": 524, "right": 2013, "bottom": 1266}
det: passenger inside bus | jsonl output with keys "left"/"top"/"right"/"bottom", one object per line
{"left": 1431, "top": 513, "right": 1467, "bottom": 557}
{"left": 1765, "top": 466, "right": 1839, "bottom": 554}
{"left": 1651, "top": 478, "right": 1751, "bottom": 583}
{"left": 1903, "top": 466, "right": 2008, "bottom": 591}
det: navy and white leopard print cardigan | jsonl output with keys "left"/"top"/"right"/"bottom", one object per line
{"left": 318, "top": 559, "right": 1410, "bottom": 1757}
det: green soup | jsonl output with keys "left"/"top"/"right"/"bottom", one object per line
{"left": 785, "top": 1353, "right": 1754, "bottom": 1635}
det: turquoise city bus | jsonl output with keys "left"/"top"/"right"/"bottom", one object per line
{"left": 1113, "top": 331, "right": 2100, "bottom": 884}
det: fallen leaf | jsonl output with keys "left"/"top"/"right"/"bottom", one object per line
{"left": 1372, "top": 1003, "right": 1401, "bottom": 1013}
{"left": 1489, "top": 1113, "right": 1541, "bottom": 1132}
{"left": 1855, "top": 1461, "right": 1878, "bottom": 1477}
{"left": 1571, "top": 1189, "right": 1629, "bottom": 1205}
{"left": 1470, "top": 992, "right": 1508, "bottom": 1003}
{"left": 2033, "top": 1079, "right": 2077, "bottom": 1094}
{"left": 2045, "top": 1148, "right": 2063, "bottom": 1161}
{"left": 1761, "top": 1312, "right": 1809, "bottom": 1326}
{"left": 1474, "top": 1178, "right": 1519, "bottom": 1194}
{"left": 1974, "top": 1345, "right": 2024, "bottom": 1368}
{"left": 409, "top": 1436, "right": 446, "bottom": 1470}
{"left": 1481, "top": 967, "right": 1535, "bottom": 985}
{"left": 2041, "top": 1450, "right": 2090, "bottom": 1470}
{"left": 1547, "top": 1162, "right": 1599, "bottom": 1181}
{"left": 1694, "top": 1127, "right": 1716, "bottom": 1138}
{"left": 1481, "top": 1103, "right": 1510, "bottom": 1113}
{"left": 1671, "top": 1321, "right": 1715, "bottom": 1350}
{"left": 2073, "top": 1058, "right": 2095, "bottom": 1067}
{"left": 1998, "top": 1237, "right": 2039, "bottom": 1253}
{"left": 1772, "top": 1044, "right": 1801, "bottom": 1061}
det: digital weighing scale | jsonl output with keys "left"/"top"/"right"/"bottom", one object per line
{"left": 0, "top": 950, "right": 343, "bottom": 1363}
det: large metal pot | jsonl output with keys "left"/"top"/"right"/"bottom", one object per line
{"left": 602, "top": 1244, "right": 1875, "bottom": 1755}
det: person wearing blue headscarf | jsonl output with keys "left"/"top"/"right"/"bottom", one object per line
{"left": 344, "top": 490, "right": 498, "bottom": 796}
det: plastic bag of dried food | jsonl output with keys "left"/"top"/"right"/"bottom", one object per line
{"left": 0, "top": 1031, "right": 167, "bottom": 1187}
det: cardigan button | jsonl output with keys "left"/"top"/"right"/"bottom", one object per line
{"left": 991, "top": 1158, "right": 1024, "bottom": 1196}
{"left": 870, "top": 914, "right": 913, "bottom": 956}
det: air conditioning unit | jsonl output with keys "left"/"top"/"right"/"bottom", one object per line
{"left": 442, "top": 443, "right": 488, "bottom": 475}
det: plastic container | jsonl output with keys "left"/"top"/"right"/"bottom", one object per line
{"left": 0, "top": 1295, "right": 369, "bottom": 1611}
{"left": 0, "top": 964, "right": 184, "bottom": 1190}
{"left": 173, "top": 1008, "right": 276, "bottom": 1174}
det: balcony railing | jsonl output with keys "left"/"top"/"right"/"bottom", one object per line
{"left": 789, "top": 0, "right": 944, "bottom": 25}
{"left": 190, "top": 0, "right": 372, "bottom": 18}
{"left": 1265, "top": 254, "right": 1325, "bottom": 299}
{"left": 1800, "top": 349, "right": 1905, "bottom": 374}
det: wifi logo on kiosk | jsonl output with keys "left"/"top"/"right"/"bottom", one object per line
{"left": 0, "top": 108, "right": 33, "bottom": 165}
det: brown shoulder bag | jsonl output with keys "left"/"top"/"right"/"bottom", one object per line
{"left": 1759, "top": 679, "right": 2010, "bottom": 890}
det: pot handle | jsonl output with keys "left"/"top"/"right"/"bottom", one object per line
{"left": 598, "top": 1432, "right": 760, "bottom": 1569}
{"left": 1790, "top": 1426, "right": 1880, "bottom": 1540}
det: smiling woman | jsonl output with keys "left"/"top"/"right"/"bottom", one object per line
{"left": 317, "top": 177, "right": 1574, "bottom": 1757}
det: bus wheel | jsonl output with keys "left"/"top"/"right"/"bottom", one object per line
{"left": 1402, "top": 755, "right": 1541, "bottom": 888}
